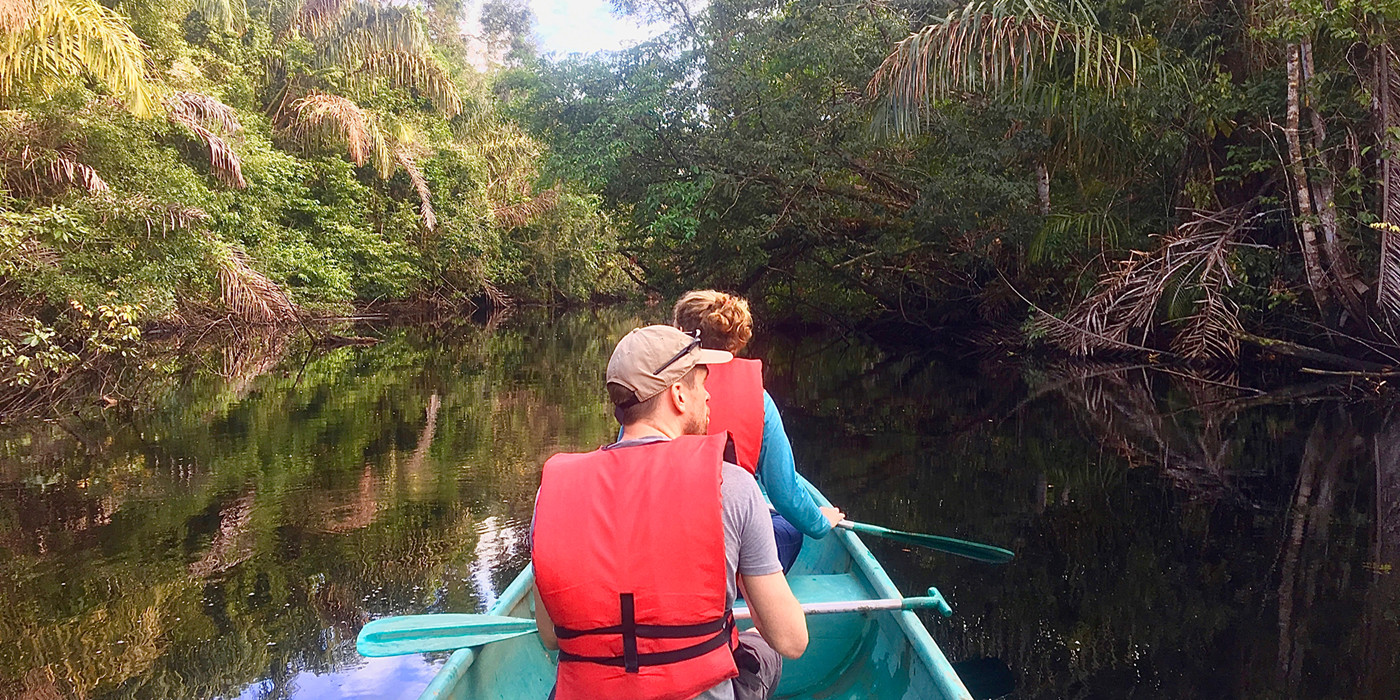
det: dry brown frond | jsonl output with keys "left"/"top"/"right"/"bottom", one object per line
{"left": 0, "top": 0, "right": 32, "bottom": 31}
{"left": 394, "top": 147, "right": 435, "bottom": 231}
{"left": 2, "top": 238, "right": 58, "bottom": 269}
{"left": 47, "top": 155, "right": 108, "bottom": 193}
{"left": 217, "top": 248, "right": 299, "bottom": 325}
{"left": 1038, "top": 208, "right": 1254, "bottom": 361}
{"left": 166, "top": 91, "right": 240, "bottom": 135}
{"left": 99, "top": 195, "right": 210, "bottom": 234}
{"left": 481, "top": 278, "right": 513, "bottom": 310}
{"left": 167, "top": 92, "right": 247, "bottom": 189}
{"left": 491, "top": 185, "right": 560, "bottom": 229}
{"left": 285, "top": 92, "right": 379, "bottom": 168}
{"left": 286, "top": 0, "right": 349, "bottom": 37}
{"left": 0, "top": 109, "right": 109, "bottom": 196}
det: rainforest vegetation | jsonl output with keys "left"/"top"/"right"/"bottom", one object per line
{"left": 6, "top": 0, "right": 1400, "bottom": 420}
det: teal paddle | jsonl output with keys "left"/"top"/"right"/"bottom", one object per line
{"left": 837, "top": 520, "right": 1015, "bottom": 564}
{"left": 357, "top": 588, "right": 953, "bottom": 657}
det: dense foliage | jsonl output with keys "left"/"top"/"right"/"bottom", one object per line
{"left": 0, "top": 0, "right": 633, "bottom": 416}
{"left": 506, "top": 0, "right": 1400, "bottom": 363}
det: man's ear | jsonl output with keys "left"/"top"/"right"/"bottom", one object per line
{"left": 668, "top": 381, "right": 687, "bottom": 413}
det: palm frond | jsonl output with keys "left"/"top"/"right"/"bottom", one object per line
{"left": 493, "top": 185, "right": 560, "bottom": 228}
{"left": 285, "top": 92, "right": 377, "bottom": 166}
{"left": 868, "top": 0, "right": 1142, "bottom": 137}
{"left": 47, "top": 154, "right": 107, "bottom": 193}
{"left": 92, "top": 194, "right": 210, "bottom": 235}
{"left": 217, "top": 247, "right": 299, "bottom": 325}
{"left": 191, "top": 0, "right": 247, "bottom": 33}
{"left": 1030, "top": 208, "right": 1129, "bottom": 263}
{"left": 394, "top": 147, "right": 435, "bottom": 231}
{"left": 0, "top": 0, "right": 32, "bottom": 31}
{"left": 459, "top": 117, "right": 543, "bottom": 203}
{"left": 166, "top": 91, "right": 241, "bottom": 134}
{"left": 0, "top": 108, "right": 106, "bottom": 195}
{"left": 359, "top": 50, "right": 462, "bottom": 116}
{"left": 0, "top": 0, "right": 155, "bottom": 118}
{"left": 286, "top": 0, "right": 349, "bottom": 37}
{"left": 166, "top": 92, "right": 247, "bottom": 188}
{"left": 297, "top": 0, "right": 426, "bottom": 65}
{"left": 1038, "top": 208, "right": 1254, "bottom": 360}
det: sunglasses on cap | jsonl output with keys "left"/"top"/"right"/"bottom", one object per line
{"left": 653, "top": 329, "right": 703, "bottom": 375}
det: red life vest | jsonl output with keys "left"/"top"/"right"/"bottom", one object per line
{"left": 532, "top": 434, "right": 738, "bottom": 700}
{"left": 704, "top": 358, "right": 765, "bottom": 475}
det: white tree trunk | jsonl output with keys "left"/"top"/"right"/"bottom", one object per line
{"left": 1286, "top": 42, "right": 1333, "bottom": 313}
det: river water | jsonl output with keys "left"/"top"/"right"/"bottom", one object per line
{"left": 0, "top": 308, "right": 1395, "bottom": 699}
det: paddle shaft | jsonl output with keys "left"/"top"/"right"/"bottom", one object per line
{"left": 358, "top": 591, "right": 953, "bottom": 657}
{"left": 836, "top": 520, "right": 1015, "bottom": 564}
{"left": 739, "top": 592, "right": 951, "bottom": 620}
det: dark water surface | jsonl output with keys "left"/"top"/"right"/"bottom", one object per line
{"left": 1, "top": 309, "right": 1396, "bottom": 699}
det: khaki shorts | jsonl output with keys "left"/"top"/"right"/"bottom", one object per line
{"left": 730, "top": 630, "right": 782, "bottom": 700}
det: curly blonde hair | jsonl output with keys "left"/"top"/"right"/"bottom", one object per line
{"left": 672, "top": 290, "right": 753, "bottom": 354}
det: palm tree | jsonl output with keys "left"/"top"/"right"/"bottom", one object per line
{"left": 868, "top": 0, "right": 1145, "bottom": 223}
{"left": 283, "top": 92, "right": 438, "bottom": 230}
{"left": 0, "top": 0, "right": 155, "bottom": 117}
{"left": 268, "top": 0, "right": 464, "bottom": 232}
{"left": 271, "top": 0, "right": 462, "bottom": 120}
{"left": 867, "top": 0, "right": 1142, "bottom": 138}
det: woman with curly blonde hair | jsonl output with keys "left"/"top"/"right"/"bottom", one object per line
{"left": 673, "top": 290, "right": 844, "bottom": 572}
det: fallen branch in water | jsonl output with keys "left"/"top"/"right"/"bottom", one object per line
{"left": 1231, "top": 331, "right": 1389, "bottom": 372}
{"left": 1298, "top": 367, "right": 1400, "bottom": 378}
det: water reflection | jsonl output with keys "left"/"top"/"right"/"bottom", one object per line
{"left": 0, "top": 311, "right": 1396, "bottom": 699}
{"left": 0, "top": 309, "right": 631, "bottom": 699}
{"left": 762, "top": 347, "right": 1400, "bottom": 699}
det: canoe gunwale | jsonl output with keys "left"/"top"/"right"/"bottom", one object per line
{"left": 798, "top": 476, "right": 973, "bottom": 700}
{"left": 417, "top": 478, "right": 973, "bottom": 700}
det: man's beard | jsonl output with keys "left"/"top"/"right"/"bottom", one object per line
{"left": 685, "top": 409, "right": 708, "bottom": 436}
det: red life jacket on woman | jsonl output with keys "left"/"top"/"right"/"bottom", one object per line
{"left": 532, "top": 434, "right": 738, "bottom": 700}
{"left": 703, "top": 358, "right": 765, "bottom": 475}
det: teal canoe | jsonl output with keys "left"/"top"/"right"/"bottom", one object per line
{"left": 416, "top": 479, "right": 973, "bottom": 700}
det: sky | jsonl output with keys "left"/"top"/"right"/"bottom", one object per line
{"left": 529, "top": 0, "right": 665, "bottom": 56}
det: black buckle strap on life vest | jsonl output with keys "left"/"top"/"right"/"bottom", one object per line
{"left": 552, "top": 611, "right": 732, "bottom": 640}
{"left": 620, "top": 593, "right": 640, "bottom": 673}
{"left": 555, "top": 609, "right": 735, "bottom": 670}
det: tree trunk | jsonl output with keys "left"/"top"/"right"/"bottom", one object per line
{"left": 1286, "top": 42, "right": 1334, "bottom": 317}
{"left": 1035, "top": 161, "right": 1051, "bottom": 215}
{"left": 1302, "top": 42, "right": 1368, "bottom": 321}
{"left": 1376, "top": 44, "right": 1400, "bottom": 331}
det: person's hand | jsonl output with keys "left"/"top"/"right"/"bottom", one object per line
{"left": 820, "top": 506, "right": 845, "bottom": 528}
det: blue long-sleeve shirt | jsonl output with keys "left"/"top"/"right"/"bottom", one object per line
{"left": 756, "top": 390, "right": 832, "bottom": 538}
{"left": 613, "top": 391, "right": 833, "bottom": 538}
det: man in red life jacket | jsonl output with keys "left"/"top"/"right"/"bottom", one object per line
{"left": 532, "top": 325, "right": 808, "bottom": 700}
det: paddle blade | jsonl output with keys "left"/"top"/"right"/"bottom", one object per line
{"left": 357, "top": 614, "right": 537, "bottom": 657}
{"left": 843, "top": 521, "right": 1015, "bottom": 564}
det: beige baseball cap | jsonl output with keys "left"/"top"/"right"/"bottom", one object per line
{"left": 606, "top": 325, "right": 733, "bottom": 406}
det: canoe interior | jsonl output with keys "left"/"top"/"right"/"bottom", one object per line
{"left": 418, "top": 480, "right": 972, "bottom": 700}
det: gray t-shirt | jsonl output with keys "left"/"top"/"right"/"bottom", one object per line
{"left": 600, "top": 436, "right": 782, "bottom": 700}
{"left": 600, "top": 436, "right": 783, "bottom": 605}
